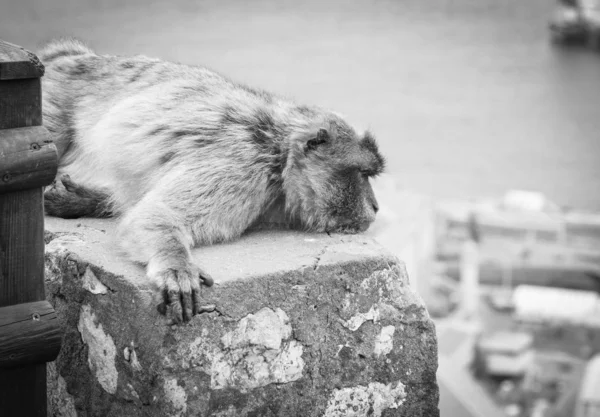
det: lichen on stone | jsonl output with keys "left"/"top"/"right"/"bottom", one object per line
{"left": 82, "top": 266, "right": 108, "bottom": 294}
{"left": 343, "top": 305, "right": 380, "bottom": 331}
{"left": 360, "top": 266, "right": 405, "bottom": 304}
{"left": 209, "top": 307, "right": 305, "bottom": 392}
{"left": 324, "top": 380, "right": 406, "bottom": 417}
{"left": 221, "top": 307, "right": 292, "bottom": 350}
{"left": 373, "top": 325, "right": 395, "bottom": 356}
{"left": 163, "top": 378, "right": 187, "bottom": 417}
{"left": 77, "top": 304, "right": 118, "bottom": 394}
{"left": 124, "top": 344, "right": 143, "bottom": 371}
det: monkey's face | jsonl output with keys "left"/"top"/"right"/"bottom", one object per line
{"left": 322, "top": 166, "right": 380, "bottom": 233}
{"left": 283, "top": 120, "right": 385, "bottom": 234}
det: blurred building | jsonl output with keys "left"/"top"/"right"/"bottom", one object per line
{"left": 513, "top": 285, "right": 600, "bottom": 328}
{"left": 437, "top": 190, "right": 600, "bottom": 247}
{"left": 438, "top": 362, "right": 506, "bottom": 417}
{"left": 436, "top": 192, "right": 600, "bottom": 291}
{"left": 524, "top": 351, "right": 585, "bottom": 417}
{"left": 524, "top": 350, "right": 584, "bottom": 391}
{"left": 575, "top": 354, "right": 600, "bottom": 417}
{"left": 436, "top": 190, "right": 600, "bottom": 292}
{"left": 437, "top": 325, "right": 506, "bottom": 417}
{"left": 460, "top": 238, "right": 480, "bottom": 319}
{"left": 476, "top": 331, "right": 534, "bottom": 378}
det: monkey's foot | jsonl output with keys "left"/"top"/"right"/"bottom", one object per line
{"left": 155, "top": 265, "right": 214, "bottom": 324}
{"left": 44, "top": 174, "right": 113, "bottom": 218}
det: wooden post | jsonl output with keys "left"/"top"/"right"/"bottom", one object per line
{"left": 0, "top": 40, "right": 60, "bottom": 417}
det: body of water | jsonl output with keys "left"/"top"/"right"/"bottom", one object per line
{"left": 3, "top": 0, "right": 600, "bottom": 209}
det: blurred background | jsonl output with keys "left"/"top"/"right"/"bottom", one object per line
{"left": 3, "top": 0, "right": 600, "bottom": 416}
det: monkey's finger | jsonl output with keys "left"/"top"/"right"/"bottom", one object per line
{"left": 177, "top": 271, "right": 194, "bottom": 322}
{"left": 164, "top": 272, "right": 184, "bottom": 323}
{"left": 201, "top": 276, "right": 214, "bottom": 287}
{"left": 191, "top": 279, "right": 203, "bottom": 316}
{"left": 167, "top": 290, "right": 184, "bottom": 324}
{"left": 156, "top": 288, "right": 168, "bottom": 316}
{"left": 181, "top": 291, "right": 194, "bottom": 322}
{"left": 198, "top": 268, "right": 214, "bottom": 287}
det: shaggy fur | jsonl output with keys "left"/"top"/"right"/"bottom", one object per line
{"left": 41, "top": 38, "right": 385, "bottom": 323}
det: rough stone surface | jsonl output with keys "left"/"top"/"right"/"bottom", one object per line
{"left": 47, "top": 362, "right": 77, "bottom": 417}
{"left": 324, "top": 381, "right": 406, "bottom": 417}
{"left": 44, "top": 217, "right": 439, "bottom": 417}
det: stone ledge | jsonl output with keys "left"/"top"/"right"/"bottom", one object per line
{"left": 44, "top": 217, "right": 439, "bottom": 417}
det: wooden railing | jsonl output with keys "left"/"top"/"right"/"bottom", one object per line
{"left": 0, "top": 40, "right": 62, "bottom": 417}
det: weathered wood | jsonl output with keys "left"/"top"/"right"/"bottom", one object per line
{"left": 0, "top": 367, "right": 46, "bottom": 416}
{"left": 0, "top": 192, "right": 48, "bottom": 417}
{"left": 0, "top": 78, "right": 42, "bottom": 129}
{"left": 0, "top": 39, "right": 52, "bottom": 417}
{"left": 0, "top": 187, "right": 47, "bottom": 417}
{"left": 0, "top": 187, "right": 46, "bottom": 305}
{"left": 0, "top": 40, "right": 44, "bottom": 80}
{"left": 0, "top": 301, "right": 61, "bottom": 368}
{"left": 0, "top": 126, "right": 58, "bottom": 194}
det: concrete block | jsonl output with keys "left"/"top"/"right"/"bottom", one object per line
{"left": 44, "top": 217, "right": 439, "bottom": 416}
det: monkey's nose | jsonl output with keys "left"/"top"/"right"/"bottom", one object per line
{"left": 372, "top": 201, "right": 379, "bottom": 213}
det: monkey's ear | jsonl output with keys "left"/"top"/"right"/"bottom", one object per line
{"left": 305, "top": 128, "right": 329, "bottom": 152}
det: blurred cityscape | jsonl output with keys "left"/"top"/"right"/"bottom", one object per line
{"left": 369, "top": 175, "right": 600, "bottom": 417}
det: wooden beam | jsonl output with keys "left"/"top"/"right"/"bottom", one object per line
{"left": 0, "top": 301, "right": 61, "bottom": 369}
{"left": 0, "top": 126, "right": 58, "bottom": 194}
{"left": 0, "top": 78, "right": 42, "bottom": 130}
{"left": 0, "top": 40, "right": 45, "bottom": 80}
{"left": 0, "top": 188, "right": 46, "bottom": 306}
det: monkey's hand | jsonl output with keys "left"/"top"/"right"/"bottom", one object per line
{"left": 154, "top": 264, "right": 214, "bottom": 324}
{"left": 116, "top": 189, "right": 215, "bottom": 325}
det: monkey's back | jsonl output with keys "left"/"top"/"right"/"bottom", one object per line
{"left": 40, "top": 40, "right": 287, "bottom": 215}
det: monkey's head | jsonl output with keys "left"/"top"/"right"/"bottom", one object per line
{"left": 282, "top": 116, "right": 385, "bottom": 234}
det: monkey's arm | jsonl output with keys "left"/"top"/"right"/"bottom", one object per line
{"left": 116, "top": 163, "right": 269, "bottom": 323}
{"left": 117, "top": 196, "right": 214, "bottom": 324}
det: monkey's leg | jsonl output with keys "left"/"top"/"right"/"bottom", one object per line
{"left": 44, "top": 174, "right": 114, "bottom": 218}
{"left": 117, "top": 200, "right": 214, "bottom": 324}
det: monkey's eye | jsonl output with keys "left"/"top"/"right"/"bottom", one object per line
{"left": 360, "top": 168, "right": 382, "bottom": 179}
{"left": 360, "top": 169, "right": 372, "bottom": 179}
